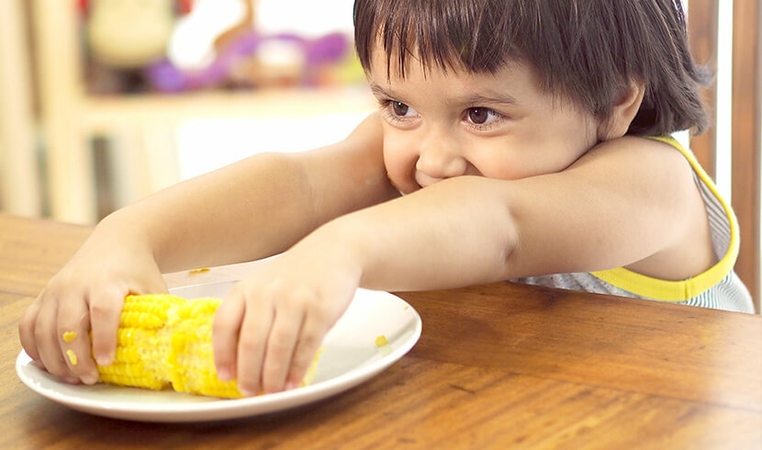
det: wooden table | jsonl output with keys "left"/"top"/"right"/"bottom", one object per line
{"left": 1, "top": 213, "right": 761, "bottom": 449}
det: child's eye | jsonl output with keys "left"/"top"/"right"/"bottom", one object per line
{"left": 378, "top": 99, "right": 419, "bottom": 126}
{"left": 390, "top": 101, "right": 418, "bottom": 118}
{"left": 465, "top": 107, "right": 501, "bottom": 126}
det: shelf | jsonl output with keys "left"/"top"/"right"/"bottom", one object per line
{"left": 78, "top": 85, "right": 376, "bottom": 133}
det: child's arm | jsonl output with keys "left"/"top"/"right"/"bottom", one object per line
{"left": 213, "top": 135, "right": 711, "bottom": 395}
{"left": 113, "top": 114, "right": 397, "bottom": 273}
{"left": 18, "top": 114, "right": 398, "bottom": 387}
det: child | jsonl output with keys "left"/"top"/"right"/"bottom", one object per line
{"left": 19, "top": 0, "right": 754, "bottom": 397}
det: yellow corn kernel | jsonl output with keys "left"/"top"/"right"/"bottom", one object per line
{"left": 375, "top": 335, "right": 388, "bottom": 347}
{"left": 62, "top": 331, "right": 78, "bottom": 343}
{"left": 301, "top": 346, "right": 324, "bottom": 387}
{"left": 95, "top": 294, "right": 322, "bottom": 399}
{"left": 66, "top": 349, "right": 78, "bottom": 366}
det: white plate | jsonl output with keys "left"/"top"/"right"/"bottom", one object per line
{"left": 16, "top": 282, "right": 421, "bottom": 423}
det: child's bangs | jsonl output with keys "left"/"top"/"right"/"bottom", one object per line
{"left": 354, "top": 0, "right": 517, "bottom": 78}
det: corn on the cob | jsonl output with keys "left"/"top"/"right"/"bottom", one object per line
{"left": 86, "top": 294, "right": 321, "bottom": 398}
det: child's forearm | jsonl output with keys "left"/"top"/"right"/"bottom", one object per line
{"left": 100, "top": 152, "right": 319, "bottom": 272}
{"left": 100, "top": 114, "right": 395, "bottom": 274}
{"left": 296, "top": 175, "right": 519, "bottom": 292}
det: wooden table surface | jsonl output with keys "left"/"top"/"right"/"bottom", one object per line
{"left": 1, "top": 213, "right": 761, "bottom": 449}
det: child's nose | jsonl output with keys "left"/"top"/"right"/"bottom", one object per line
{"left": 415, "top": 140, "right": 468, "bottom": 183}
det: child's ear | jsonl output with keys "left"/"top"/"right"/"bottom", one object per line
{"left": 597, "top": 80, "right": 646, "bottom": 141}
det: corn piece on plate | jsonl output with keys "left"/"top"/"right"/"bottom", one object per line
{"left": 16, "top": 281, "right": 422, "bottom": 423}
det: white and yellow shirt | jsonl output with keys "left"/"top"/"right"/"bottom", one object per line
{"left": 514, "top": 136, "right": 755, "bottom": 313}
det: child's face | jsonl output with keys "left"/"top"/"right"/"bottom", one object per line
{"left": 368, "top": 46, "right": 602, "bottom": 194}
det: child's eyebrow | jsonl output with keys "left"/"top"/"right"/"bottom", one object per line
{"left": 369, "top": 83, "right": 519, "bottom": 107}
{"left": 369, "top": 83, "right": 395, "bottom": 99}
{"left": 455, "top": 92, "right": 519, "bottom": 107}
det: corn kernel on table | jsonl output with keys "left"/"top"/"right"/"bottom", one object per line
{"left": 1, "top": 213, "right": 761, "bottom": 449}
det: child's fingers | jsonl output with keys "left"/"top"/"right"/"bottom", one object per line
{"left": 285, "top": 313, "right": 328, "bottom": 391}
{"left": 87, "top": 286, "right": 125, "bottom": 367}
{"left": 212, "top": 291, "right": 246, "bottom": 384}
{"left": 57, "top": 298, "right": 99, "bottom": 385}
{"left": 261, "top": 304, "right": 305, "bottom": 394}
{"left": 33, "top": 295, "right": 77, "bottom": 382}
{"left": 18, "top": 295, "right": 43, "bottom": 362}
{"left": 234, "top": 295, "right": 274, "bottom": 396}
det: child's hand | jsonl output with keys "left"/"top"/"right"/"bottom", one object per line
{"left": 18, "top": 230, "right": 166, "bottom": 386}
{"left": 212, "top": 247, "right": 361, "bottom": 396}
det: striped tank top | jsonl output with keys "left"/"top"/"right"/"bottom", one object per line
{"left": 514, "top": 136, "right": 754, "bottom": 313}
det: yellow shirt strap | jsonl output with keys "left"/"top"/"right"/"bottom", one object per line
{"left": 592, "top": 136, "right": 740, "bottom": 302}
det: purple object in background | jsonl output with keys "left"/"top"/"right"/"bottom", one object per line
{"left": 145, "top": 32, "right": 350, "bottom": 92}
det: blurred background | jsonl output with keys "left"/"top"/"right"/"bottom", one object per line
{"left": 0, "top": 0, "right": 374, "bottom": 225}
{"left": 0, "top": 0, "right": 755, "bottom": 223}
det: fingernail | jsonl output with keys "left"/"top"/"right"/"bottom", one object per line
{"left": 96, "top": 354, "right": 113, "bottom": 366}
{"left": 82, "top": 373, "right": 99, "bottom": 385}
{"left": 217, "top": 367, "right": 231, "bottom": 381}
{"left": 284, "top": 381, "right": 297, "bottom": 391}
{"left": 238, "top": 387, "right": 256, "bottom": 397}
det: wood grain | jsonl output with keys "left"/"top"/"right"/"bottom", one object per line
{"left": 1, "top": 213, "right": 761, "bottom": 449}
{"left": 403, "top": 284, "right": 762, "bottom": 411}
{"left": 0, "top": 215, "right": 89, "bottom": 296}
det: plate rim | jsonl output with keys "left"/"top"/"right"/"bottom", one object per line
{"left": 16, "top": 288, "right": 421, "bottom": 422}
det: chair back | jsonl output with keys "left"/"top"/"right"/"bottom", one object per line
{"left": 688, "top": 0, "right": 761, "bottom": 312}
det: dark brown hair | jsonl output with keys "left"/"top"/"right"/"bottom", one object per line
{"left": 353, "top": 0, "right": 711, "bottom": 136}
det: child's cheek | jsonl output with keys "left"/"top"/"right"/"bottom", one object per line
{"left": 383, "top": 142, "right": 420, "bottom": 194}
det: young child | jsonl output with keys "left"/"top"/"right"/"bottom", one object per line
{"left": 19, "top": 0, "right": 754, "bottom": 397}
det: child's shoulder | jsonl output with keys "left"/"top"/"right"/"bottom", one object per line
{"left": 580, "top": 135, "right": 694, "bottom": 173}
{"left": 594, "top": 134, "right": 683, "bottom": 153}
{"left": 564, "top": 135, "right": 701, "bottom": 203}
